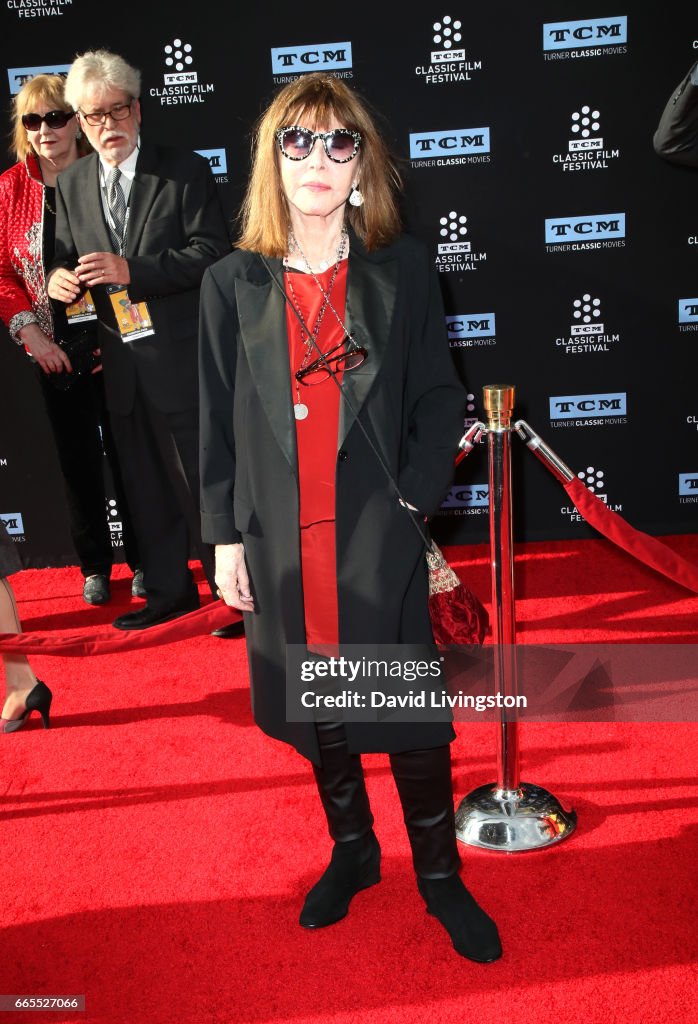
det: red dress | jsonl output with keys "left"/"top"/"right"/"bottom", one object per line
{"left": 284, "top": 260, "right": 348, "bottom": 647}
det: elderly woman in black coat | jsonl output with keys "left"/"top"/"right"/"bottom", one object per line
{"left": 198, "top": 72, "right": 501, "bottom": 963}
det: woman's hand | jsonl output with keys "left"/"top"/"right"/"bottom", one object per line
{"left": 18, "top": 323, "right": 72, "bottom": 374}
{"left": 215, "top": 543, "right": 255, "bottom": 612}
{"left": 47, "top": 267, "right": 82, "bottom": 304}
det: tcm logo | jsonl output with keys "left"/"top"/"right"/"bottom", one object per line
{"left": 164, "top": 39, "right": 196, "bottom": 85}
{"left": 571, "top": 294, "right": 603, "bottom": 335}
{"left": 543, "top": 16, "right": 628, "bottom": 50}
{"left": 410, "top": 127, "right": 490, "bottom": 160}
{"left": 438, "top": 211, "right": 469, "bottom": 253}
{"left": 431, "top": 14, "right": 465, "bottom": 62}
{"left": 549, "top": 393, "right": 627, "bottom": 419}
{"left": 271, "top": 42, "right": 352, "bottom": 74}
{"left": 679, "top": 474, "right": 698, "bottom": 496}
{"left": 569, "top": 105, "right": 602, "bottom": 151}
{"left": 106, "top": 499, "right": 122, "bottom": 535}
{"left": 464, "top": 392, "right": 478, "bottom": 428}
{"left": 578, "top": 466, "right": 607, "bottom": 502}
{"left": 446, "top": 314, "right": 495, "bottom": 339}
{"left": 441, "top": 485, "right": 489, "bottom": 509}
{"left": 7, "top": 64, "right": 71, "bottom": 95}
{"left": 195, "top": 148, "right": 228, "bottom": 174}
{"left": 678, "top": 298, "right": 698, "bottom": 323}
{"left": 545, "top": 213, "right": 625, "bottom": 242}
{"left": 0, "top": 513, "right": 24, "bottom": 535}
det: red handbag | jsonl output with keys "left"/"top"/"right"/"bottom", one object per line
{"left": 426, "top": 542, "right": 489, "bottom": 645}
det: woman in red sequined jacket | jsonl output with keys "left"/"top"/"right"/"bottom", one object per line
{"left": 0, "top": 74, "right": 86, "bottom": 359}
{"left": 0, "top": 149, "right": 54, "bottom": 343}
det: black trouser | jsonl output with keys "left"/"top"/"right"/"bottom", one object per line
{"left": 108, "top": 389, "right": 216, "bottom": 611}
{"left": 312, "top": 721, "right": 461, "bottom": 879}
{"left": 39, "top": 369, "right": 139, "bottom": 577}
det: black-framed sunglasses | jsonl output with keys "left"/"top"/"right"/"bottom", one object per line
{"left": 78, "top": 101, "right": 134, "bottom": 127}
{"left": 277, "top": 125, "right": 361, "bottom": 163}
{"left": 296, "top": 338, "right": 368, "bottom": 385}
{"left": 22, "top": 109, "right": 75, "bottom": 131}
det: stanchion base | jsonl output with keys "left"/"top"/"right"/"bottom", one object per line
{"left": 455, "top": 782, "right": 577, "bottom": 852}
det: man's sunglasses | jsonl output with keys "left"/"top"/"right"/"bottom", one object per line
{"left": 22, "top": 109, "right": 75, "bottom": 131}
{"left": 276, "top": 126, "right": 361, "bottom": 163}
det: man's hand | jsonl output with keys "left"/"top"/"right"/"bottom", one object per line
{"left": 215, "top": 543, "right": 255, "bottom": 612}
{"left": 76, "top": 252, "right": 130, "bottom": 287}
{"left": 18, "top": 323, "right": 72, "bottom": 374}
{"left": 47, "top": 267, "right": 82, "bottom": 304}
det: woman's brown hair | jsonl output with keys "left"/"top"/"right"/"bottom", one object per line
{"left": 237, "top": 73, "right": 402, "bottom": 255}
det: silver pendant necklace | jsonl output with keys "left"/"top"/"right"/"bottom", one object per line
{"left": 284, "top": 229, "right": 348, "bottom": 420}
{"left": 289, "top": 229, "right": 356, "bottom": 350}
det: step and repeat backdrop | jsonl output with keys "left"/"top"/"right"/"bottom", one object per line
{"left": 1, "top": 2, "right": 697, "bottom": 566}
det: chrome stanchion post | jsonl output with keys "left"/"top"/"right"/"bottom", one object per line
{"left": 454, "top": 385, "right": 577, "bottom": 851}
{"left": 484, "top": 386, "right": 519, "bottom": 792}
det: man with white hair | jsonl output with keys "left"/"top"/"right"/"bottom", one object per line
{"left": 48, "top": 50, "right": 234, "bottom": 631}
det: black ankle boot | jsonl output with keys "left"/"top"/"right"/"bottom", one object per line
{"left": 300, "top": 831, "right": 381, "bottom": 928}
{"left": 417, "top": 874, "right": 502, "bottom": 963}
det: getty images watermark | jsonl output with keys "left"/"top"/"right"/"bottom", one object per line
{"left": 296, "top": 652, "right": 525, "bottom": 714}
{"left": 285, "top": 644, "right": 698, "bottom": 723}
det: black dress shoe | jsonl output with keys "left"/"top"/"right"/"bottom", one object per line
{"left": 211, "top": 620, "right": 245, "bottom": 639}
{"left": 83, "top": 574, "right": 110, "bottom": 605}
{"left": 300, "top": 831, "right": 381, "bottom": 928}
{"left": 112, "top": 595, "right": 199, "bottom": 631}
{"left": 417, "top": 874, "right": 502, "bottom": 963}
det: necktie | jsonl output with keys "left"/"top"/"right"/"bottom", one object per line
{"left": 106, "top": 167, "right": 126, "bottom": 253}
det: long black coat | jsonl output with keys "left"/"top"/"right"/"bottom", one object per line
{"left": 198, "top": 233, "right": 466, "bottom": 763}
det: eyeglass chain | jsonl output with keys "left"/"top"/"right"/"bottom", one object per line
{"left": 284, "top": 228, "right": 353, "bottom": 419}
{"left": 287, "top": 227, "right": 359, "bottom": 347}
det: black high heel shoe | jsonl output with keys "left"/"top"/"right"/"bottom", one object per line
{"left": 1, "top": 680, "right": 53, "bottom": 734}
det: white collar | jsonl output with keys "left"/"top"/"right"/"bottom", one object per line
{"left": 99, "top": 139, "right": 140, "bottom": 183}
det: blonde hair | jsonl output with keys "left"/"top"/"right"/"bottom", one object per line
{"left": 11, "top": 74, "right": 89, "bottom": 161}
{"left": 64, "top": 49, "right": 141, "bottom": 111}
{"left": 238, "top": 73, "right": 402, "bottom": 255}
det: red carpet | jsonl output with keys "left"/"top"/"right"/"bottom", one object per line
{"left": 1, "top": 535, "right": 697, "bottom": 1024}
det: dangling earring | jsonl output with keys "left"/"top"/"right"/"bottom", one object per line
{"left": 76, "top": 127, "right": 82, "bottom": 140}
{"left": 349, "top": 183, "right": 364, "bottom": 207}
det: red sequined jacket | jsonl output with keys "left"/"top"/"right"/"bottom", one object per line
{"left": 0, "top": 153, "right": 53, "bottom": 343}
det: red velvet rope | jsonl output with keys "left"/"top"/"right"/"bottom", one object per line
{"left": 0, "top": 600, "right": 240, "bottom": 656}
{"left": 564, "top": 476, "right": 698, "bottom": 594}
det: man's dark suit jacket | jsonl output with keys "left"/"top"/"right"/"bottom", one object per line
{"left": 654, "top": 63, "right": 698, "bottom": 169}
{"left": 53, "top": 142, "right": 231, "bottom": 415}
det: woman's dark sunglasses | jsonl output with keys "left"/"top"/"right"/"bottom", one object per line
{"left": 22, "top": 109, "right": 75, "bottom": 131}
{"left": 296, "top": 338, "right": 368, "bottom": 385}
{"left": 277, "top": 126, "right": 361, "bottom": 163}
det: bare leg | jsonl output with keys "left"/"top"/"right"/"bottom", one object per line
{"left": 1, "top": 576, "right": 37, "bottom": 720}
